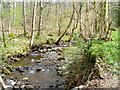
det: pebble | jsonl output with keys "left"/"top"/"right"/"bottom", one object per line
{"left": 35, "top": 60, "right": 41, "bottom": 63}
{"left": 49, "top": 85, "right": 54, "bottom": 88}
{"left": 25, "top": 85, "right": 34, "bottom": 89}
{"left": 23, "top": 77, "right": 29, "bottom": 81}
{"left": 36, "top": 68, "right": 43, "bottom": 72}
{"left": 13, "top": 85, "right": 20, "bottom": 89}
{"left": 57, "top": 57, "right": 65, "bottom": 61}
{"left": 31, "top": 59, "right": 34, "bottom": 62}
{"left": 20, "top": 85, "right": 25, "bottom": 88}
{"left": 15, "top": 67, "right": 24, "bottom": 73}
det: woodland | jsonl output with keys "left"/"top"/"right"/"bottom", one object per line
{"left": 0, "top": 0, "right": 119, "bottom": 89}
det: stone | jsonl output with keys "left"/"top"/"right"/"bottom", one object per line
{"left": 13, "top": 85, "right": 20, "bottom": 89}
{"left": 71, "top": 85, "right": 86, "bottom": 90}
{"left": 25, "top": 85, "right": 34, "bottom": 89}
{"left": 22, "top": 77, "right": 29, "bottom": 81}
{"left": 35, "top": 60, "right": 41, "bottom": 63}
{"left": 15, "top": 67, "right": 24, "bottom": 73}
{"left": 46, "top": 46, "right": 52, "bottom": 49}
{"left": 11, "top": 58, "right": 20, "bottom": 62}
{"left": 55, "top": 68, "right": 61, "bottom": 71}
{"left": 43, "top": 49, "right": 48, "bottom": 53}
{"left": 20, "top": 85, "right": 25, "bottom": 89}
{"left": 49, "top": 85, "right": 54, "bottom": 88}
{"left": 57, "top": 57, "right": 65, "bottom": 61}
{"left": 57, "top": 71, "right": 63, "bottom": 76}
{"left": 36, "top": 68, "right": 43, "bottom": 72}
{"left": 41, "top": 69, "right": 46, "bottom": 72}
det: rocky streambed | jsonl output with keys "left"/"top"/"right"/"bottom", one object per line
{"left": 1, "top": 45, "right": 70, "bottom": 89}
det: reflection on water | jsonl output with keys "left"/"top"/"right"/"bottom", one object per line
{"left": 8, "top": 50, "right": 66, "bottom": 88}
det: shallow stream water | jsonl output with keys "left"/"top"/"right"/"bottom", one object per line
{"left": 2, "top": 46, "right": 68, "bottom": 89}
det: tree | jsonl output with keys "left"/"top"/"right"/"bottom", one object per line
{"left": 0, "top": 76, "right": 7, "bottom": 89}
{"left": 30, "top": 0, "right": 37, "bottom": 48}
{"left": 118, "top": 1, "right": 120, "bottom": 26}
{"left": 55, "top": 3, "right": 74, "bottom": 45}
{"left": 105, "top": 1, "right": 109, "bottom": 38}
{"left": 13, "top": 1, "right": 16, "bottom": 26}
{"left": 55, "top": 2, "right": 58, "bottom": 33}
{"left": 0, "top": 2, "right": 6, "bottom": 47}
{"left": 23, "top": 0, "right": 27, "bottom": 36}
{"left": 37, "top": 0, "right": 43, "bottom": 36}
{"left": 68, "top": 2, "right": 79, "bottom": 42}
{"left": 58, "top": 2, "right": 62, "bottom": 36}
{"left": 8, "top": 1, "right": 13, "bottom": 34}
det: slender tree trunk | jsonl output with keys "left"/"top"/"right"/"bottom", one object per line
{"left": 105, "top": 1, "right": 109, "bottom": 38}
{"left": 58, "top": 3, "right": 62, "bottom": 36}
{"left": 55, "top": 7, "right": 74, "bottom": 45}
{"left": 56, "top": 3, "right": 58, "bottom": 32}
{"left": 85, "top": 0, "right": 89, "bottom": 39}
{"left": 98, "top": 2, "right": 105, "bottom": 40}
{"left": 8, "top": 1, "right": 12, "bottom": 34}
{"left": 118, "top": 1, "right": 120, "bottom": 26}
{"left": 13, "top": 1, "right": 16, "bottom": 26}
{"left": 93, "top": 2, "right": 97, "bottom": 37}
{"left": 32, "top": 0, "right": 37, "bottom": 31}
{"left": 37, "top": 1, "right": 43, "bottom": 36}
{"left": 30, "top": 0, "right": 37, "bottom": 48}
{"left": 79, "top": 3, "right": 82, "bottom": 32}
{"left": 68, "top": 3, "right": 79, "bottom": 42}
{"left": 23, "top": 0, "right": 27, "bottom": 36}
{"left": 0, "top": 76, "right": 7, "bottom": 89}
{"left": 0, "top": 1, "right": 6, "bottom": 47}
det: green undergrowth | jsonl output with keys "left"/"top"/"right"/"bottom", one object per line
{"left": 89, "top": 31, "right": 119, "bottom": 74}
{"left": 34, "top": 31, "right": 70, "bottom": 45}
{"left": 62, "top": 30, "right": 119, "bottom": 88}
{"left": 62, "top": 46, "right": 80, "bottom": 60}
{"left": 0, "top": 32, "right": 70, "bottom": 61}
{"left": 0, "top": 37, "right": 30, "bottom": 60}
{"left": 65, "top": 31, "right": 119, "bottom": 74}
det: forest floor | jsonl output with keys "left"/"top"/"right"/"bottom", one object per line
{"left": 86, "top": 71, "right": 119, "bottom": 88}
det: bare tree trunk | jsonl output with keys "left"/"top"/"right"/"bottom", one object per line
{"left": 55, "top": 6, "right": 74, "bottom": 45}
{"left": 98, "top": 2, "right": 105, "bottom": 40}
{"left": 55, "top": 3, "right": 58, "bottom": 32}
{"left": 13, "top": 1, "right": 16, "bottom": 26}
{"left": 58, "top": 2, "right": 62, "bottom": 36}
{"left": 68, "top": 3, "right": 79, "bottom": 42}
{"left": 8, "top": 1, "right": 12, "bottom": 34}
{"left": 84, "top": 0, "right": 89, "bottom": 39}
{"left": 30, "top": 0, "right": 37, "bottom": 48}
{"left": 32, "top": 0, "right": 37, "bottom": 32}
{"left": 105, "top": 1, "right": 109, "bottom": 38}
{"left": 79, "top": 3, "right": 83, "bottom": 33}
{"left": 37, "top": 1, "right": 43, "bottom": 36}
{"left": 118, "top": 1, "right": 120, "bottom": 26}
{"left": 23, "top": 0, "right": 27, "bottom": 36}
{"left": 93, "top": 2, "right": 97, "bottom": 37}
{"left": 0, "top": 2, "right": 6, "bottom": 47}
{"left": 0, "top": 76, "right": 7, "bottom": 89}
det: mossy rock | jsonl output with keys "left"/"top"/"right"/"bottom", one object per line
{"left": 2, "top": 68, "right": 11, "bottom": 75}
{"left": 35, "top": 60, "right": 42, "bottom": 63}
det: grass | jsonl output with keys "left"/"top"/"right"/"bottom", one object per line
{"left": 0, "top": 37, "right": 29, "bottom": 60}
{"left": 61, "top": 30, "right": 119, "bottom": 88}
{"left": 0, "top": 31, "right": 70, "bottom": 62}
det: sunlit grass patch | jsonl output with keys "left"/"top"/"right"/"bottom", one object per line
{"left": 0, "top": 36, "right": 30, "bottom": 60}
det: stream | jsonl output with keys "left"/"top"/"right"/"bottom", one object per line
{"left": 1, "top": 45, "right": 70, "bottom": 89}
